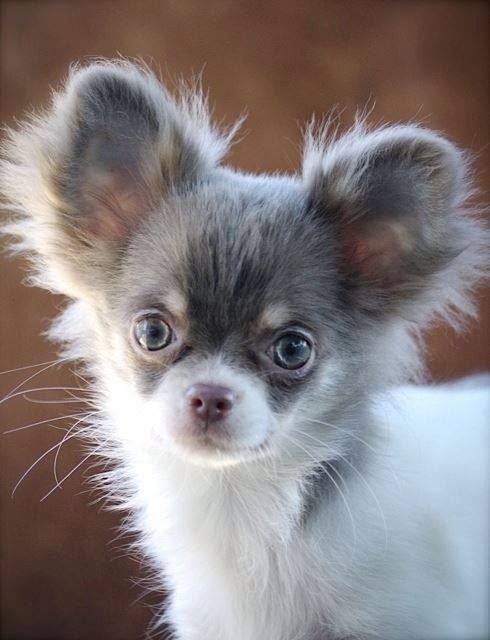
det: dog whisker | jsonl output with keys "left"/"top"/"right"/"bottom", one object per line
{"left": 281, "top": 432, "right": 358, "bottom": 548}
{"left": 0, "top": 358, "right": 64, "bottom": 376}
{"left": 293, "top": 427, "right": 389, "bottom": 549}
{"left": 0, "top": 357, "right": 72, "bottom": 405}
{"left": 40, "top": 447, "right": 101, "bottom": 503}
{"left": 3, "top": 412, "right": 90, "bottom": 435}
{"left": 11, "top": 429, "right": 86, "bottom": 498}
{"left": 1, "top": 57, "right": 486, "bottom": 638}
{"left": 51, "top": 411, "right": 98, "bottom": 487}
{"left": 22, "top": 396, "right": 93, "bottom": 405}
{"left": 301, "top": 416, "right": 382, "bottom": 456}
{"left": 0, "top": 385, "right": 91, "bottom": 406}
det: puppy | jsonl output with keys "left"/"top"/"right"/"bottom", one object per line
{"left": 1, "top": 61, "right": 488, "bottom": 640}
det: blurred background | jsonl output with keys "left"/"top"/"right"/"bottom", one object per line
{"left": 0, "top": 1, "right": 488, "bottom": 639}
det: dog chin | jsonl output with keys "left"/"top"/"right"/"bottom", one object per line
{"left": 164, "top": 433, "right": 274, "bottom": 468}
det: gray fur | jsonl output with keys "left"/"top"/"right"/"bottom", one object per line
{"left": 1, "top": 61, "right": 488, "bottom": 640}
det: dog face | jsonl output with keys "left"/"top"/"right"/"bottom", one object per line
{"left": 1, "top": 62, "right": 483, "bottom": 467}
{"left": 106, "top": 179, "right": 346, "bottom": 465}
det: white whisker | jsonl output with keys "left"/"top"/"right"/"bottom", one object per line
{"left": 303, "top": 416, "right": 381, "bottom": 456}
{"left": 11, "top": 430, "right": 84, "bottom": 498}
{"left": 3, "top": 412, "right": 89, "bottom": 435}
{"left": 40, "top": 449, "right": 100, "bottom": 503}
{"left": 0, "top": 359, "right": 62, "bottom": 376}
{"left": 69, "top": 368, "right": 91, "bottom": 387}
{"left": 0, "top": 358, "right": 71, "bottom": 404}
{"left": 1, "top": 385, "right": 90, "bottom": 405}
{"left": 23, "top": 395, "right": 92, "bottom": 405}
{"left": 51, "top": 412, "right": 97, "bottom": 487}
{"left": 294, "top": 427, "right": 388, "bottom": 546}
{"left": 301, "top": 417, "right": 402, "bottom": 491}
{"left": 282, "top": 432, "right": 358, "bottom": 548}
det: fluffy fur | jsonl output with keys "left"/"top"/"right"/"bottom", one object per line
{"left": 1, "top": 60, "right": 488, "bottom": 639}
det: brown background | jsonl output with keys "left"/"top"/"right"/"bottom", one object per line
{"left": 0, "top": 2, "right": 488, "bottom": 639}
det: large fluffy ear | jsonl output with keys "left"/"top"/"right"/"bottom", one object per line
{"left": 1, "top": 61, "right": 235, "bottom": 298}
{"left": 303, "top": 123, "right": 488, "bottom": 325}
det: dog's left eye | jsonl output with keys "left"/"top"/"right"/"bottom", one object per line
{"left": 134, "top": 316, "right": 173, "bottom": 351}
{"left": 270, "top": 333, "right": 312, "bottom": 370}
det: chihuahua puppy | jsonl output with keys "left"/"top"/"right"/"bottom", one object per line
{"left": 1, "top": 61, "right": 488, "bottom": 640}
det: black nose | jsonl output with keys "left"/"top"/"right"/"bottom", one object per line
{"left": 185, "top": 383, "right": 234, "bottom": 423}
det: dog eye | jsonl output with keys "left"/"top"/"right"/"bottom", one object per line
{"left": 134, "top": 316, "right": 173, "bottom": 351}
{"left": 270, "top": 333, "right": 312, "bottom": 370}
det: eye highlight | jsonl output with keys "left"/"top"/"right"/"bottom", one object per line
{"left": 270, "top": 333, "right": 312, "bottom": 370}
{"left": 134, "top": 315, "right": 173, "bottom": 351}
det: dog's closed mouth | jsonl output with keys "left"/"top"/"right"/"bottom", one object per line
{"left": 2, "top": 58, "right": 487, "bottom": 640}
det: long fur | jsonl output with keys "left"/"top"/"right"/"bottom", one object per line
{"left": 1, "top": 60, "right": 489, "bottom": 640}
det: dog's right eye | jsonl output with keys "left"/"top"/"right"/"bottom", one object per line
{"left": 134, "top": 316, "right": 173, "bottom": 351}
{"left": 269, "top": 332, "right": 313, "bottom": 370}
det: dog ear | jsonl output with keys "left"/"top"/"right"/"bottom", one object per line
{"left": 303, "top": 124, "right": 486, "bottom": 323}
{"left": 1, "top": 61, "right": 234, "bottom": 298}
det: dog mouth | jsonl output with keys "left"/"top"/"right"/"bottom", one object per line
{"left": 166, "top": 428, "right": 273, "bottom": 466}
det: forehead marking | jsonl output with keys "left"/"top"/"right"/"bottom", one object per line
{"left": 164, "top": 288, "right": 187, "bottom": 319}
{"left": 256, "top": 304, "right": 292, "bottom": 332}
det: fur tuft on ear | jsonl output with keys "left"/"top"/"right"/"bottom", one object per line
{"left": 0, "top": 60, "right": 240, "bottom": 298}
{"left": 302, "top": 121, "right": 488, "bottom": 328}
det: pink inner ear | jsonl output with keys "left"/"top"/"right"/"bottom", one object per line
{"left": 341, "top": 218, "right": 415, "bottom": 286}
{"left": 80, "top": 168, "right": 147, "bottom": 241}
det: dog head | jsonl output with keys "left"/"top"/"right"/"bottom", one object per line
{"left": 1, "top": 62, "right": 485, "bottom": 467}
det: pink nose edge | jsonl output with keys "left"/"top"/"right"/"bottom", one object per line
{"left": 185, "top": 383, "right": 235, "bottom": 423}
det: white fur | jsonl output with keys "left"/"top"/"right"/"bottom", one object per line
{"left": 99, "top": 362, "right": 490, "bottom": 639}
{"left": 1, "top": 61, "right": 489, "bottom": 639}
{"left": 51, "top": 294, "right": 487, "bottom": 639}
